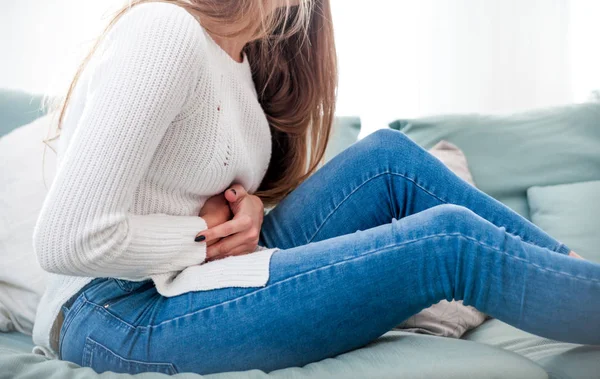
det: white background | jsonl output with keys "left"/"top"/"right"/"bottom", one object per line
{"left": 1, "top": 0, "right": 599, "bottom": 136}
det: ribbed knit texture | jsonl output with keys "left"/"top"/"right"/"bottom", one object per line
{"left": 31, "top": 2, "right": 278, "bottom": 359}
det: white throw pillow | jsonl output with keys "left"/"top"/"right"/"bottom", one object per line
{"left": 393, "top": 140, "right": 489, "bottom": 338}
{"left": 0, "top": 114, "right": 56, "bottom": 334}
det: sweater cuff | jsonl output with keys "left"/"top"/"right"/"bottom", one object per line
{"left": 128, "top": 213, "right": 208, "bottom": 274}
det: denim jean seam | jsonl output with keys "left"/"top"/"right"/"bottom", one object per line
{"left": 133, "top": 232, "right": 598, "bottom": 331}
{"left": 307, "top": 171, "right": 448, "bottom": 243}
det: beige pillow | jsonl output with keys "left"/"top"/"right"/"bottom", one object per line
{"left": 393, "top": 140, "right": 490, "bottom": 338}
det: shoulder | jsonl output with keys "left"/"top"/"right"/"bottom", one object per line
{"left": 77, "top": 2, "right": 214, "bottom": 114}
{"left": 105, "top": 2, "right": 209, "bottom": 61}
{"left": 116, "top": 2, "right": 202, "bottom": 30}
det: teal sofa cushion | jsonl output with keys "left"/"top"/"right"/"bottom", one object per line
{"left": 390, "top": 103, "right": 600, "bottom": 219}
{"left": 0, "top": 331, "right": 547, "bottom": 379}
{"left": 528, "top": 180, "right": 600, "bottom": 263}
{"left": 463, "top": 318, "right": 600, "bottom": 379}
{"left": 323, "top": 116, "right": 361, "bottom": 162}
{"left": 0, "top": 89, "right": 47, "bottom": 137}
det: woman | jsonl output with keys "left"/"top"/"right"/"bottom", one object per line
{"left": 32, "top": 0, "right": 598, "bottom": 375}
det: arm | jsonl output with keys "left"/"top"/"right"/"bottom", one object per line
{"left": 33, "top": 3, "right": 209, "bottom": 280}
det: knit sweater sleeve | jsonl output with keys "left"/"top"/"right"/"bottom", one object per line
{"left": 33, "top": 3, "right": 210, "bottom": 280}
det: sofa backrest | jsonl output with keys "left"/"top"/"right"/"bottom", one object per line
{"left": 0, "top": 89, "right": 47, "bottom": 137}
{"left": 390, "top": 102, "right": 600, "bottom": 219}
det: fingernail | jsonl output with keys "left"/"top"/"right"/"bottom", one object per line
{"left": 195, "top": 235, "right": 205, "bottom": 242}
{"left": 230, "top": 188, "right": 237, "bottom": 195}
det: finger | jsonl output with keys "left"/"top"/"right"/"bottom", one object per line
{"left": 198, "top": 215, "right": 252, "bottom": 243}
{"left": 212, "top": 228, "right": 259, "bottom": 260}
{"left": 206, "top": 232, "right": 249, "bottom": 260}
{"left": 206, "top": 237, "right": 221, "bottom": 247}
{"left": 224, "top": 183, "right": 248, "bottom": 203}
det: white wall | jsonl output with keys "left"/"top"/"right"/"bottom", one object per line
{"left": 0, "top": 0, "right": 121, "bottom": 94}
{"left": 331, "top": 0, "right": 599, "bottom": 135}
{"left": 568, "top": 0, "right": 600, "bottom": 103}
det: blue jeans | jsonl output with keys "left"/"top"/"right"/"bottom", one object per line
{"left": 59, "top": 129, "right": 600, "bottom": 375}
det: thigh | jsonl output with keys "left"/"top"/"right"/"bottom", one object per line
{"left": 259, "top": 131, "right": 441, "bottom": 250}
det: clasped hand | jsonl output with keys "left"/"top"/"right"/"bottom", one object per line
{"left": 195, "top": 184, "right": 264, "bottom": 262}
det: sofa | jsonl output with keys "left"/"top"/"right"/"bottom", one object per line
{"left": 1, "top": 89, "right": 599, "bottom": 378}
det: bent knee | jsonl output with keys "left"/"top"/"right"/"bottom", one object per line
{"left": 363, "top": 128, "right": 415, "bottom": 150}
{"left": 421, "top": 204, "right": 479, "bottom": 233}
{"left": 355, "top": 129, "right": 423, "bottom": 163}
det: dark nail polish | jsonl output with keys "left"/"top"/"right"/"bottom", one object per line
{"left": 195, "top": 235, "right": 205, "bottom": 242}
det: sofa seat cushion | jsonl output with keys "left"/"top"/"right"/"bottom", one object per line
{"left": 0, "top": 330, "right": 548, "bottom": 379}
{"left": 463, "top": 318, "right": 600, "bottom": 379}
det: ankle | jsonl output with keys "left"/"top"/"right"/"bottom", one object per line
{"left": 569, "top": 251, "right": 584, "bottom": 260}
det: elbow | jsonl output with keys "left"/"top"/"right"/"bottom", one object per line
{"left": 32, "top": 215, "right": 102, "bottom": 276}
{"left": 33, "top": 213, "right": 133, "bottom": 277}
{"left": 32, "top": 214, "right": 52, "bottom": 272}
{"left": 32, "top": 221, "right": 63, "bottom": 274}
{"left": 32, "top": 218, "right": 75, "bottom": 275}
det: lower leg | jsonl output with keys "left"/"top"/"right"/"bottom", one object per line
{"left": 358, "top": 204, "right": 600, "bottom": 346}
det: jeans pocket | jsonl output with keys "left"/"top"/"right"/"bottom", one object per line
{"left": 81, "top": 336, "right": 178, "bottom": 375}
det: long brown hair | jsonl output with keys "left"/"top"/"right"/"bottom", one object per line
{"left": 43, "top": 0, "right": 337, "bottom": 208}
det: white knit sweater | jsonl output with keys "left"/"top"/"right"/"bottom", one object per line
{"left": 31, "top": 2, "right": 278, "bottom": 359}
